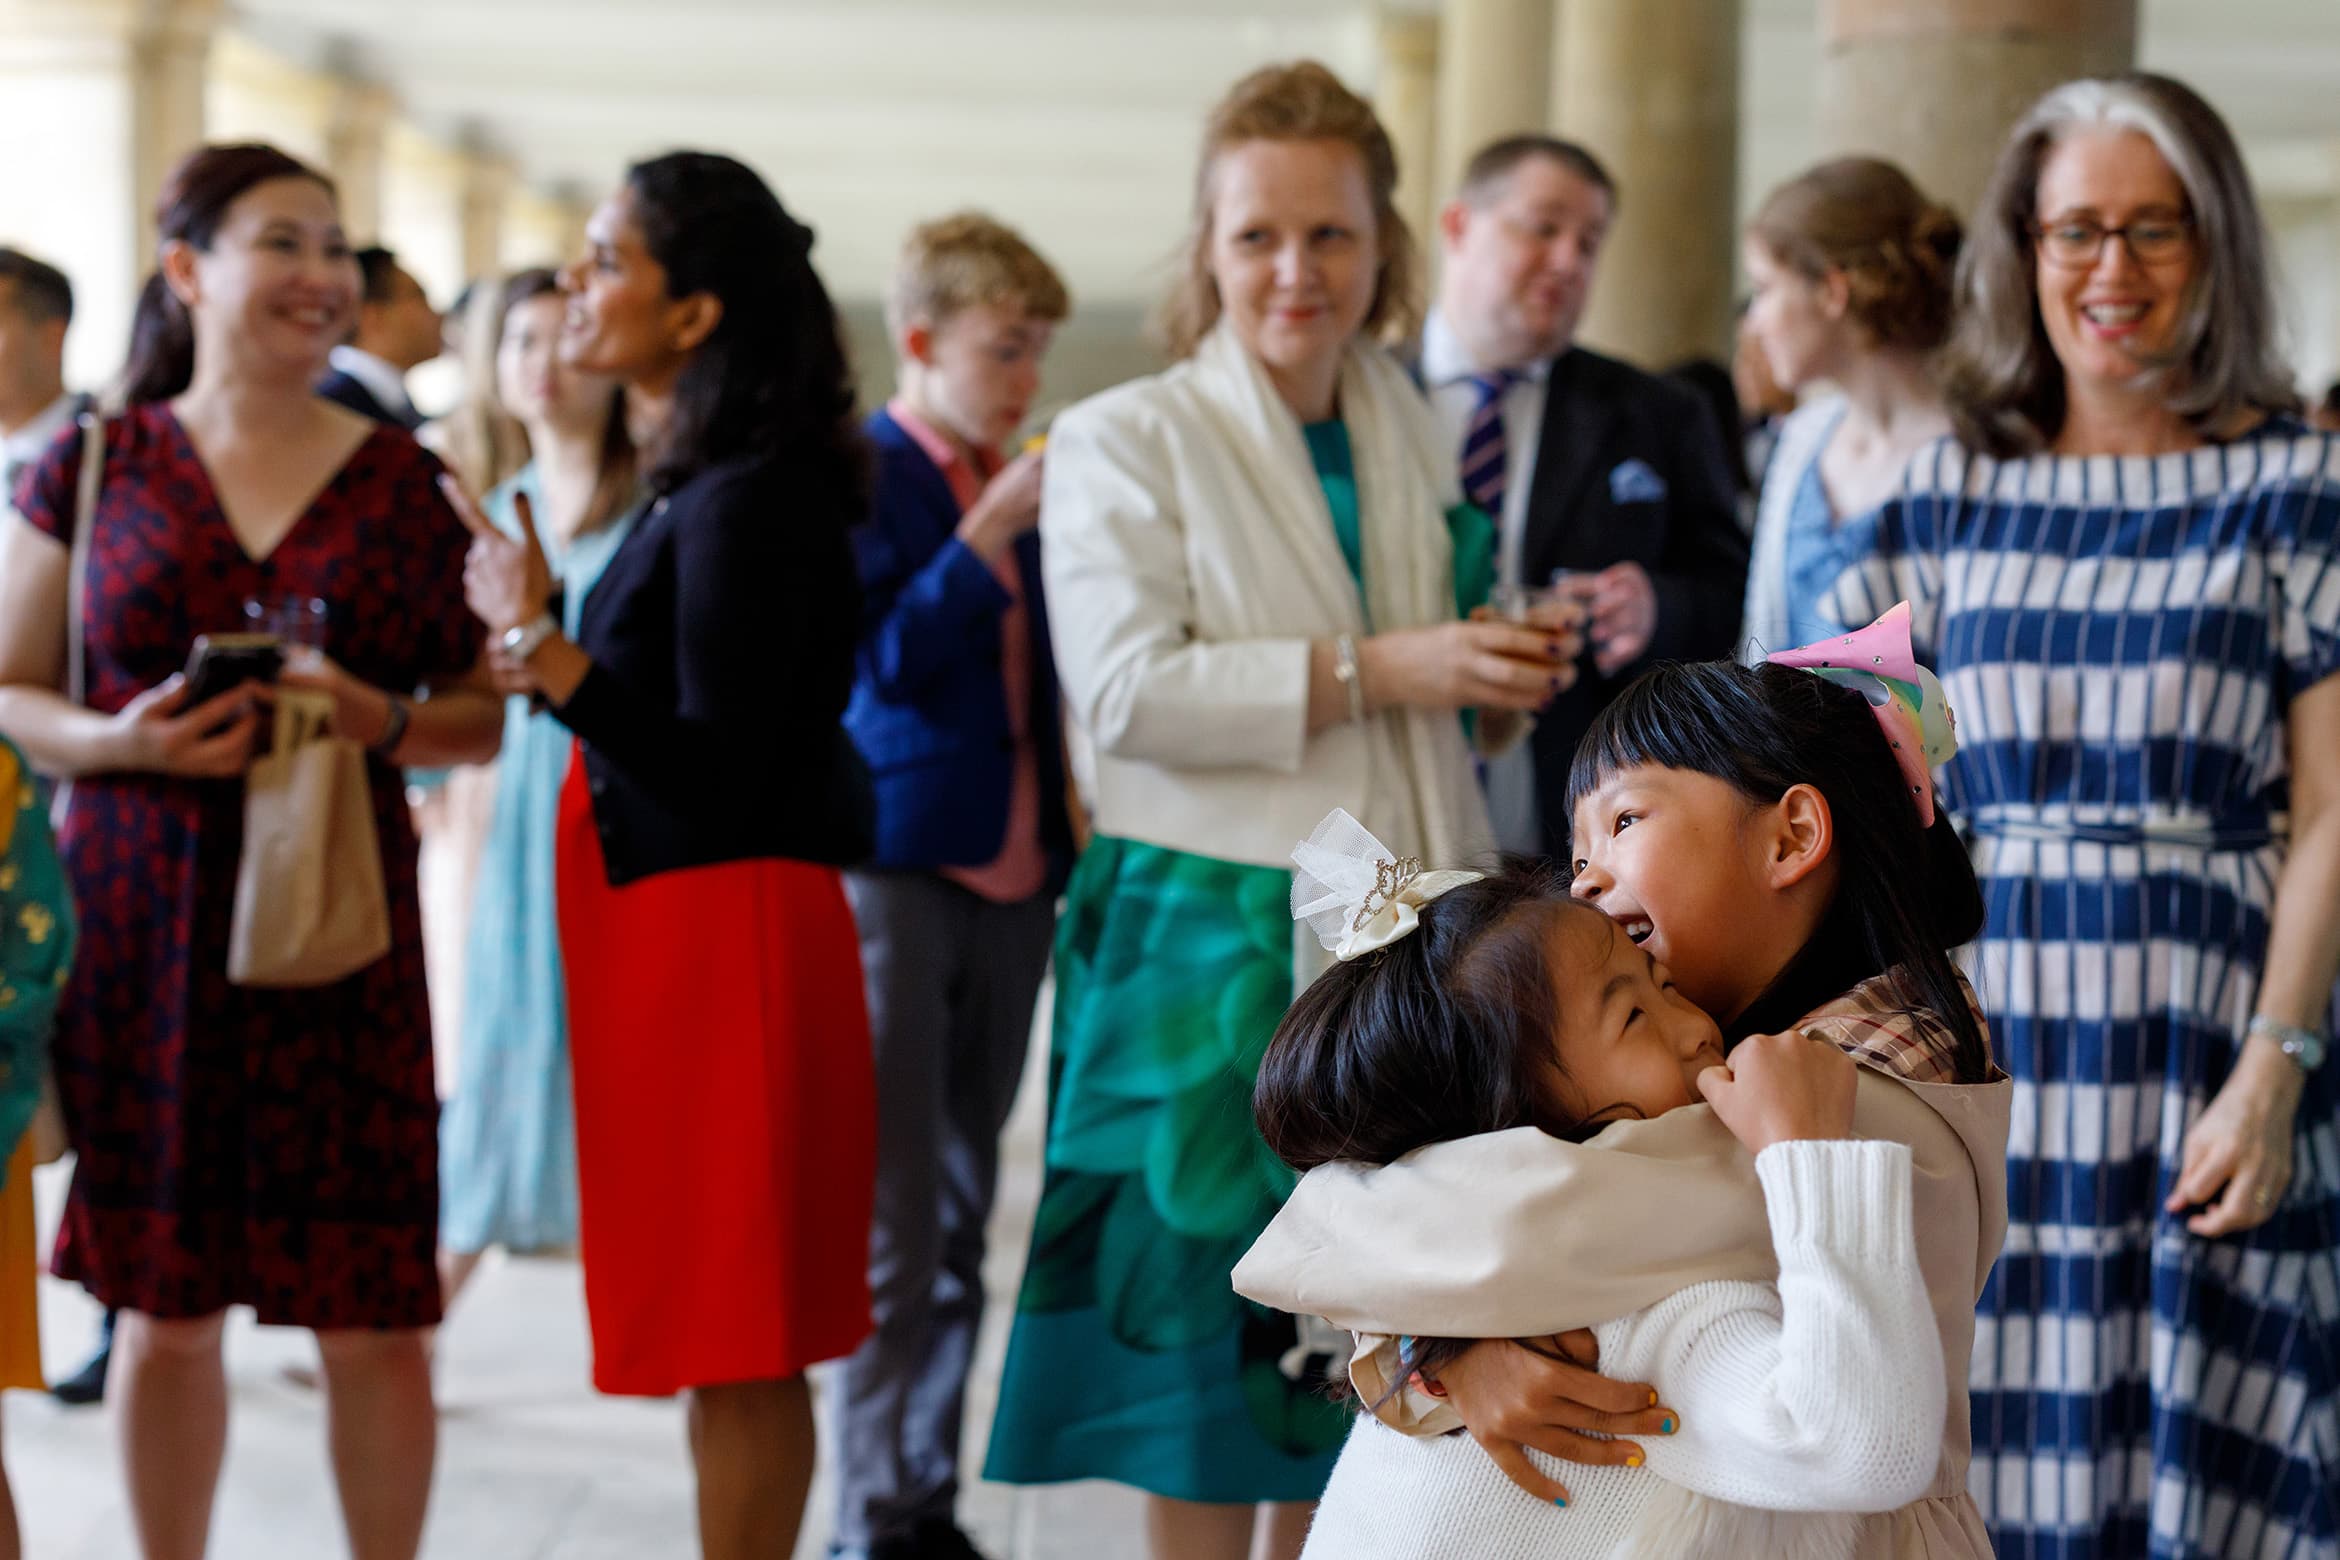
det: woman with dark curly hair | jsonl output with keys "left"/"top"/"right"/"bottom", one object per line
{"left": 456, "top": 151, "right": 877, "bottom": 1559}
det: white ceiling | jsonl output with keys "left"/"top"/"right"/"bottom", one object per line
{"left": 222, "top": 0, "right": 2340, "bottom": 306}
{"left": 225, "top": 0, "right": 1387, "bottom": 304}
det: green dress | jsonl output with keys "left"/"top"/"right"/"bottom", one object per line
{"left": 0, "top": 737, "right": 74, "bottom": 1182}
{"left": 983, "top": 422, "right": 1490, "bottom": 1501}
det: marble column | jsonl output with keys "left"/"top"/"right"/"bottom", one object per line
{"left": 1375, "top": 12, "right": 1441, "bottom": 259}
{"left": 1552, "top": 0, "right": 1741, "bottom": 367}
{"left": 0, "top": 0, "right": 223, "bottom": 386}
{"left": 457, "top": 149, "right": 513, "bottom": 285}
{"left": 1819, "top": 0, "right": 2139, "bottom": 216}
{"left": 2331, "top": 153, "right": 2340, "bottom": 396}
{"left": 1433, "top": 0, "right": 1554, "bottom": 201}
{"left": 503, "top": 187, "right": 592, "bottom": 273}
{"left": 325, "top": 79, "right": 395, "bottom": 244}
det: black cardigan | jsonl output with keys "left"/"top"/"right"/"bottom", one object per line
{"left": 555, "top": 446, "right": 874, "bottom": 886}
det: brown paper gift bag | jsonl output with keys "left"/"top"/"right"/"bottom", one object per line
{"left": 228, "top": 690, "right": 391, "bottom": 988}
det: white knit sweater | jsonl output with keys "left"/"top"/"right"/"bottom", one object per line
{"left": 1297, "top": 1140, "right": 1944, "bottom": 1560}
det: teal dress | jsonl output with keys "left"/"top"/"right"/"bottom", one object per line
{"left": 984, "top": 421, "right": 1490, "bottom": 1502}
{"left": 437, "top": 469, "right": 637, "bottom": 1253}
{"left": 0, "top": 737, "right": 73, "bottom": 1181}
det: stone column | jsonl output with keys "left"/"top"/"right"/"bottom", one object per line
{"left": 325, "top": 79, "right": 395, "bottom": 244}
{"left": 2321, "top": 148, "right": 2340, "bottom": 397}
{"left": 1552, "top": 0, "right": 1741, "bottom": 367}
{"left": 0, "top": 0, "right": 223, "bottom": 386}
{"left": 129, "top": 0, "right": 214, "bottom": 260}
{"left": 457, "top": 149, "right": 513, "bottom": 285}
{"left": 1433, "top": 0, "right": 1554, "bottom": 201}
{"left": 1819, "top": 0, "right": 2139, "bottom": 217}
{"left": 503, "top": 186, "right": 593, "bottom": 272}
{"left": 381, "top": 123, "right": 469, "bottom": 304}
{"left": 206, "top": 32, "right": 335, "bottom": 167}
{"left": 1375, "top": 13, "right": 1441, "bottom": 258}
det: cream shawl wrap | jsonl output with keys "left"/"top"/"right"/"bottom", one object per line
{"left": 1042, "top": 321, "right": 1497, "bottom": 986}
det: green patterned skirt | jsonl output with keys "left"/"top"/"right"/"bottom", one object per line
{"left": 983, "top": 835, "right": 1349, "bottom": 1501}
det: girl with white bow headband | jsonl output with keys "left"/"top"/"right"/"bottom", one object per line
{"left": 1238, "top": 609, "right": 2012, "bottom": 1560}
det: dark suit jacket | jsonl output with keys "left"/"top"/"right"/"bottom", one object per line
{"left": 555, "top": 446, "right": 874, "bottom": 885}
{"left": 316, "top": 368, "right": 423, "bottom": 431}
{"left": 844, "top": 408, "right": 1073, "bottom": 890}
{"left": 1519, "top": 346, "right": 1748, "bottom": 853}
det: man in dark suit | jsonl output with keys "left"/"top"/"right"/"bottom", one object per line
{"left": 1422, "top": 135, "right": 1748, "bottom": 858}
{"left": 315, "top": 246, "right": 439, "bottom": 429}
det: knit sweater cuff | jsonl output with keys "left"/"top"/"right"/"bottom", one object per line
{"left": 1753, "top": 1139, "right": 1914, "bottom": 1262}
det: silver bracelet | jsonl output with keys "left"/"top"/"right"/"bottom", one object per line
{"left": 499, "top": 612, "right": 560, "bottom": 663}
{"left": 1333, "top": 634, "right": 1365, "bottom": 723}
{"left": 2247, "top": 1014, "right": 2327, "bottom": 1073}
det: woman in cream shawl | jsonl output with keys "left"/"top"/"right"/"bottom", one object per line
{"left": 979, "top": 60, "right": 1576, "bottom": 1560}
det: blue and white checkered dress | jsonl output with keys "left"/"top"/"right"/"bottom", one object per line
{"left": 1832, "top": 423, "right": 2340, "bottom": 1560}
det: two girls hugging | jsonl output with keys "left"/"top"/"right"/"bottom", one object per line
{"left": 1235, "top": 605, "right": 2011, "bottom": 1560}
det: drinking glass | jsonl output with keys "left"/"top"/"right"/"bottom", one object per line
{"left": 243, "top": 593, "right": 329, "bottom": 650}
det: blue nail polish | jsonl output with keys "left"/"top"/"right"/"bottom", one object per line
{"left": 1661, "top": 1416, "right": 1677, "bottom": 1435}
{"left": 1553, "top": 1496, "right": 1568, "bottom": 1508}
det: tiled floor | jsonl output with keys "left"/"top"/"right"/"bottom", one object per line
{"left": 8, "top": 1021, "right": 1152, "bottom": 1559}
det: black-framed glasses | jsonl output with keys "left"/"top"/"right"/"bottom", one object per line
{"left": 2030, "top": 215, "right": 2194, "bottom": 267}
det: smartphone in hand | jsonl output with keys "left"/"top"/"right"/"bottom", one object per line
{"left": 182, "top": 633, "right": 284, "bottom": 709}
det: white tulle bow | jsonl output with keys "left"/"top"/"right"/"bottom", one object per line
{"left": 1290, "top": 808, "right": 1485, "bottom": 961}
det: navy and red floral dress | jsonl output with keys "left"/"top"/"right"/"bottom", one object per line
{"left": 13, "top": 403, "right": 482, "bottom": 1329}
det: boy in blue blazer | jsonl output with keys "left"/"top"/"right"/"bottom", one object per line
{"left": 833, "top": 214, "right": 1074, "bottom": 1560}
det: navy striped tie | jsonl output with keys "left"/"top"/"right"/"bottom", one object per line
{"left": 1460, "top": 371, "right": 1516, "bottom": 516}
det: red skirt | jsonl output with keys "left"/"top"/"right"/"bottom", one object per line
{"left": 555, "top": 748, "right": 875, "bottom": 1396}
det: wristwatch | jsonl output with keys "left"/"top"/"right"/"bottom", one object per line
{"left": 370, "top": 692, "right": 411, "bottom": 756}
{"left": 500, "top": 612, "right": 560, "bottom": 663}
{"left": 2248, "top": 1015, "right": 2328, "bottom": 1073}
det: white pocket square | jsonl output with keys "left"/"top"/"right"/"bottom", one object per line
{"left": 1609, "top": 458, "right": 1667, "bottom": 505}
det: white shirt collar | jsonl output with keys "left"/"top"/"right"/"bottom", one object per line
{"left": 2, "top": 389, "right": 80, "bottom": 473}
{"left": 1421, "top": 309, "right": 1554, "bottom": 391}
{"left": 328, "top": 344, "right": 415, "bottom": 420}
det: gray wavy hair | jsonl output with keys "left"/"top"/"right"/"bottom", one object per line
{"left": 1941, "top": 72, "right": 2300, "bottom": 457}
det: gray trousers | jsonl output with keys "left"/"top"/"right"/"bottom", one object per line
{"left": 831, "top": 870, "right": 1056, "bottom": 1550}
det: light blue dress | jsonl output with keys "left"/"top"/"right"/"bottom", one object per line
{"left": 1774, "top": 407, "right": 1876, "bottom": 651}
{"left": 437, "top": 466, "right": 637, "bottom": 1254}
{"left": 1744, "top": 399, "right": 1871, "bottom": 658}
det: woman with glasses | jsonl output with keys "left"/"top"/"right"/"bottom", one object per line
{"left": 1831, "top": 74, "right": 2340, "bottom": 1559}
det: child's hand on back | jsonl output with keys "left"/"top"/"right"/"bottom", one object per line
{"left": 1696, "top": 1030, "right": 1857, "bottom": 1155}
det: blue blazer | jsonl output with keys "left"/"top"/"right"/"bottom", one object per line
{"left": 844, "top": 407, "right": 1072, "bottom": 889}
